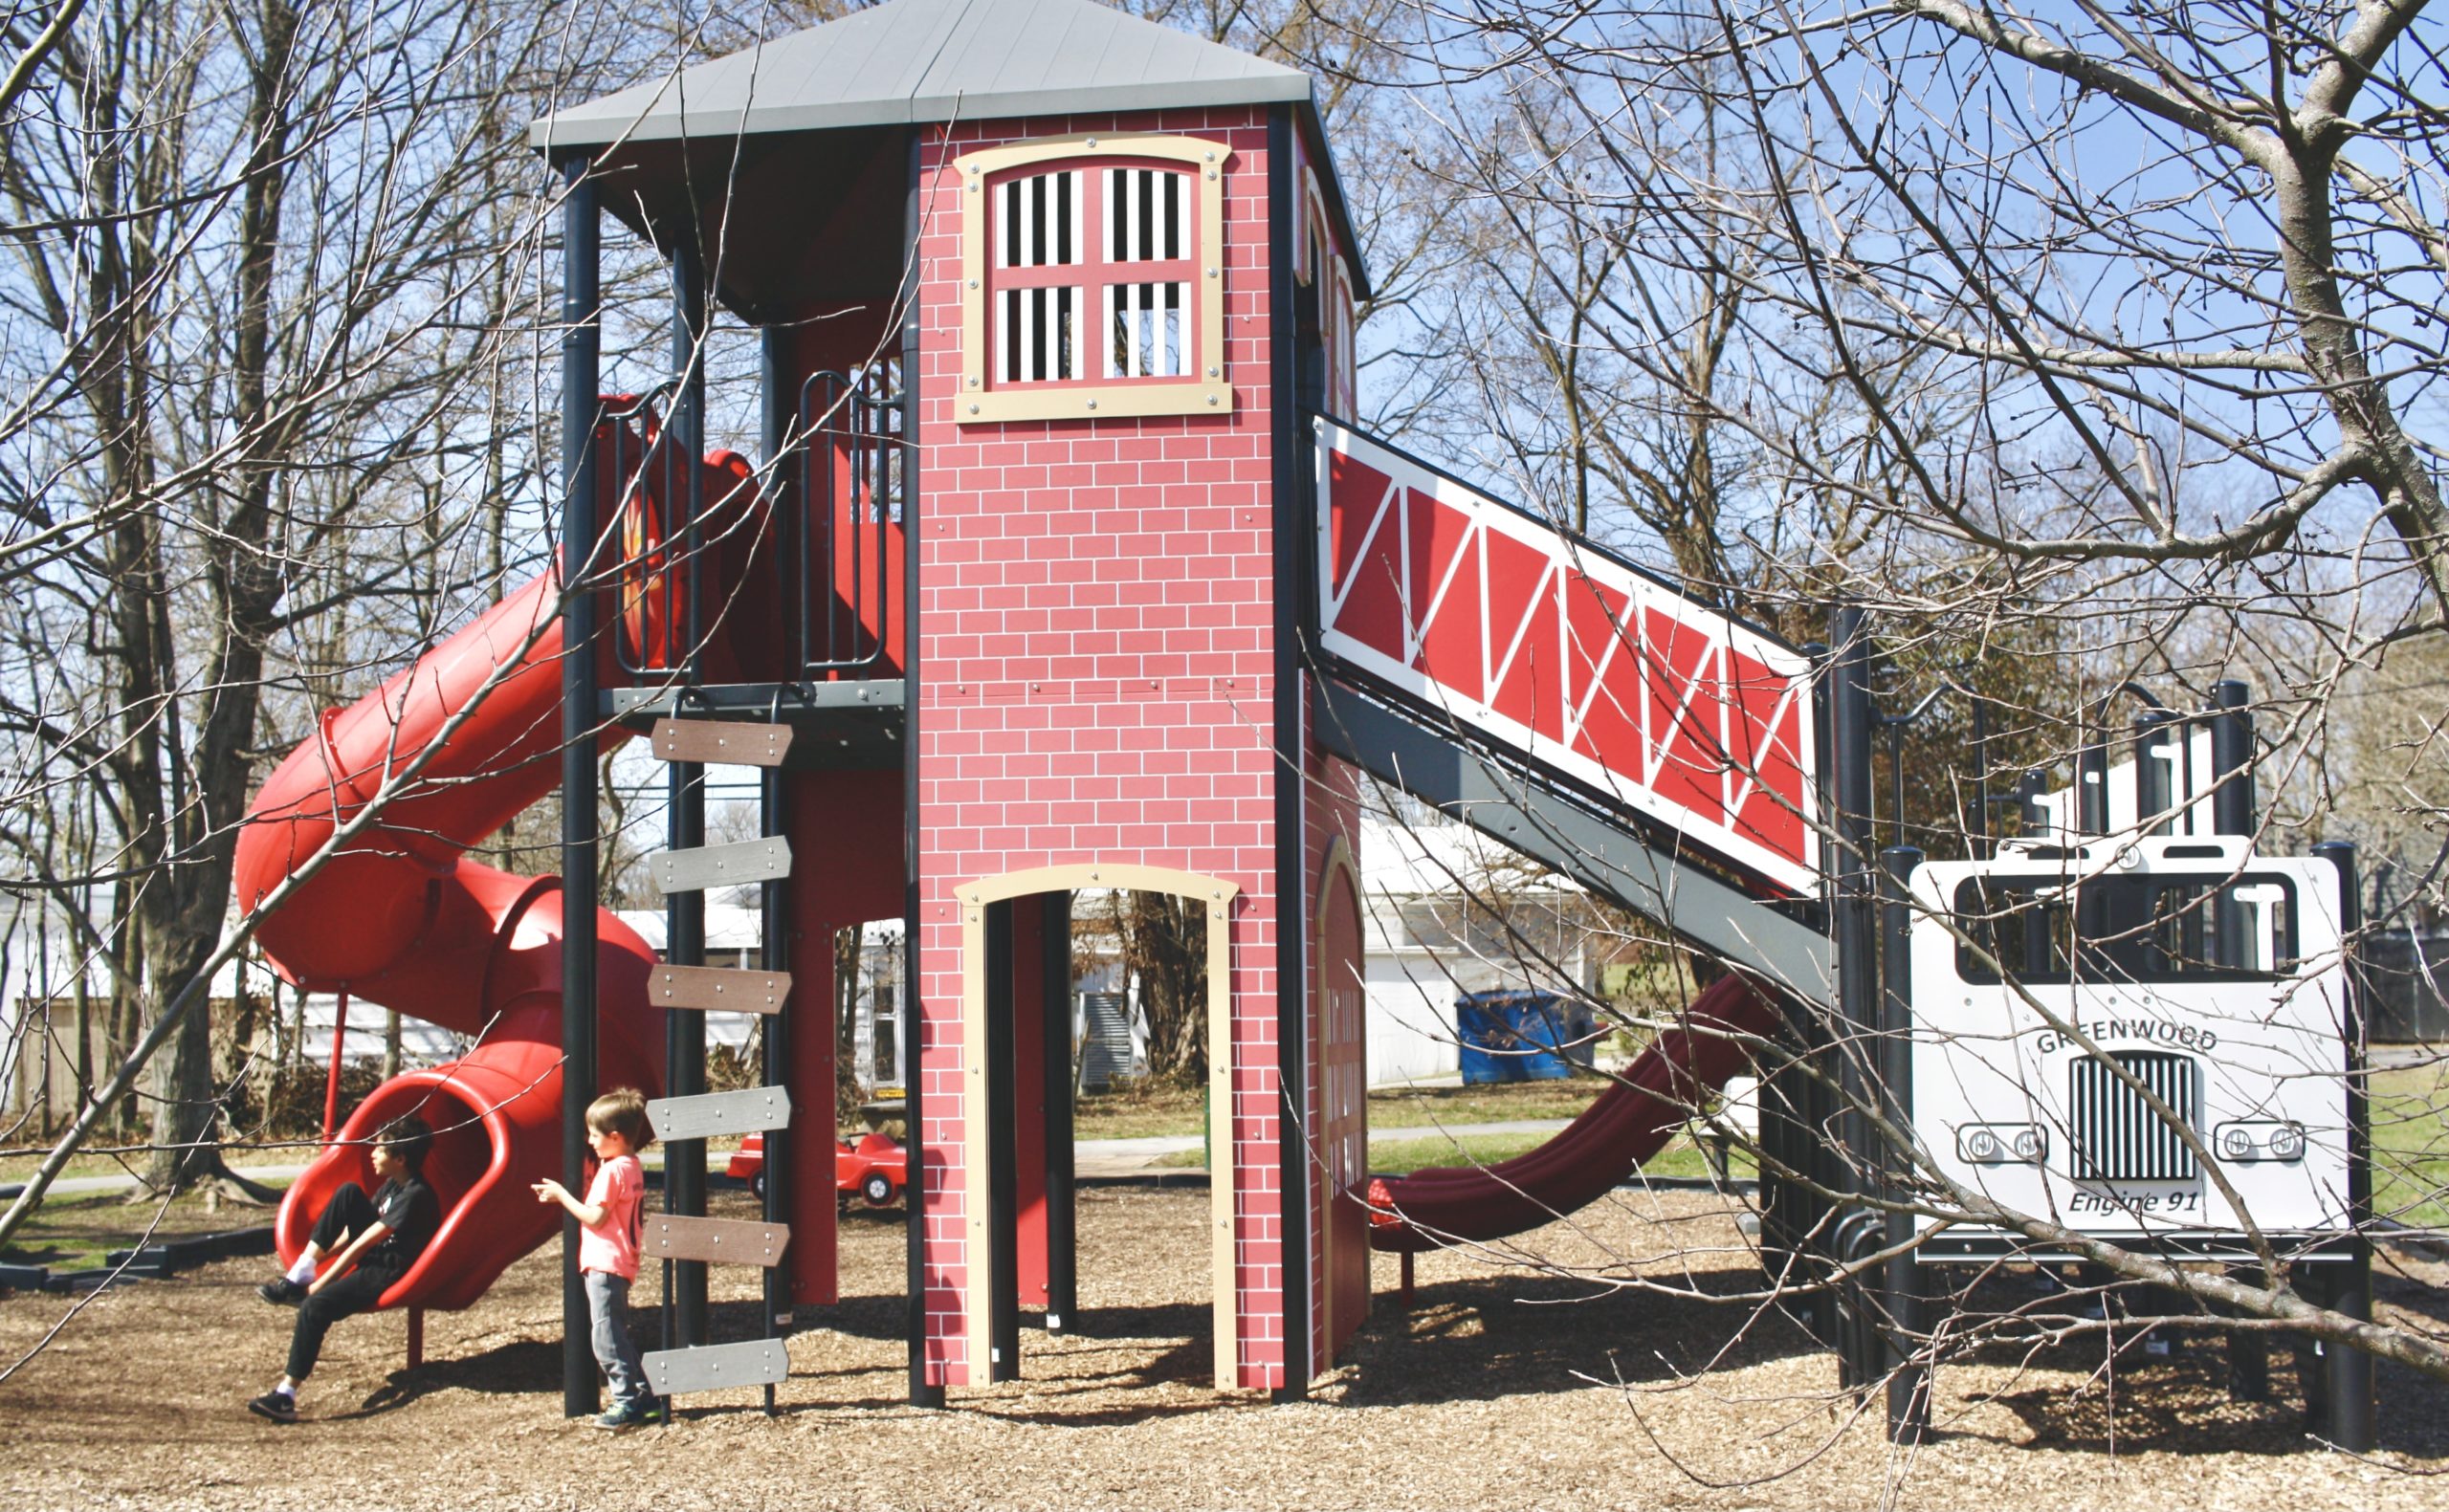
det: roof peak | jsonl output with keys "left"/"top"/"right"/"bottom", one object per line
{"left": 531, "top": 0, "right": 1313, "bottom": 149}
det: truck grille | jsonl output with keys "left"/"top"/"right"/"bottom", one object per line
{"left": 2068, "top": 1050, "right": 2198, "bottom": 1181}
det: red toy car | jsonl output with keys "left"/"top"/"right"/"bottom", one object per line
{"left": 726, "top": 1130, "right": 906, "bottom": 1209}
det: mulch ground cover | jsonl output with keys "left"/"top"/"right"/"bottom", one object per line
{"left": 3, "top": 1185, "right": 2444, "bottom": 1509}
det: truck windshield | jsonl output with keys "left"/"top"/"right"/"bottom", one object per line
{"left": 1951, "top": 873, "right": 2297, "bottom": 985}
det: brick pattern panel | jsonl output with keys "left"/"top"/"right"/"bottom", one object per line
{"left": 910, "top": 106, "right": 1287, "bottom": 1390}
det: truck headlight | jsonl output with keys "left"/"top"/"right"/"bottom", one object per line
{"left": 2214, "top": 1121, "right": 2307, "bottom": 1164}
{"left": 1958, "top": 1124, "right": 2047, "bottom": 1165}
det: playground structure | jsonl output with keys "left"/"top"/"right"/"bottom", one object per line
{"left": 229, "top": 0, "right": 2372, "bottom": 1442}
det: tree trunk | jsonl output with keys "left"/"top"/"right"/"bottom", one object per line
{"left": 138, "top": 0, "right": 300, "bottom": 1194}
{"left": 1116, "top": 893, "right": 1206, "bottom": 1082}
{"left": 836, "top": 924, "right": 865, "bottom": 1125}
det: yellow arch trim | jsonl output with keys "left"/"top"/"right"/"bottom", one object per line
{"left": 955, "top": 863, "right": 1243, "bottom": 1391}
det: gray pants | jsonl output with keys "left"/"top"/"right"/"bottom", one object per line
{"left": 585, "top": 1271, "right": 651, "bottom": 1406}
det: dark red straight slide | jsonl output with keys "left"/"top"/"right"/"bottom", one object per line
{"left": 1365, "top": 974, "right": 1779, "bottom": 1254}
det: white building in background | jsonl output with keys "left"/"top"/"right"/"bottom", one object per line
{"left": 11, "top": 821, "right": 1601, "bottom": 1116}
{"left": 1, "top": 924, "right": 463, "bottom": 1123}
{"left": 1357, "top": 812, "right": 1605, "bottom": 1087}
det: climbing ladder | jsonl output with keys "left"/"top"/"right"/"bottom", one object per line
{"left": 640, "top": 714, "right": 800, "bottom": 1411}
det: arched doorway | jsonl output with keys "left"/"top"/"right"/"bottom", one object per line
{"left": 956, "top": 864, "right": 1239, "bottom": 1389}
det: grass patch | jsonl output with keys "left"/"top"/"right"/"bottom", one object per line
{"left": 1080, "top": 1072, "right": 1617, "bottom": 1144}
{"left": 0, "top": 1142, "right": 323, "bottom": 1187}
{"left": 1365, "top": 1076, "right": 1600, "bottom": 1129}
{"left": 2372, "top": 1060, "right": 2448, "bottom": 1230}
{"left": 0, "top": 1183, "right": 290, "bottom": 1273}
{"left": 1152, "top": 1129, "right": 1756, "bottom": 1180}
{"left": 0, "top": 1149, "right": 177, "bottom": 1186}
{"left": 1072, "top": 1079, "right": 1208, "bottom": 1141}
{"left": 1365, "top": 1132, "right": 1549, "bottom": 1174}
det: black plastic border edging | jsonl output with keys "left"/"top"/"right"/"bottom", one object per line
{"left": 1068, "top": 1172, "right": 1759, "bottom": 1195}
{"left": 2, "top": 1226, "right": 276, "bottom": 1296}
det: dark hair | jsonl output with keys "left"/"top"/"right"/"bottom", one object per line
{"left": 376, "top": 1114, "right": 434, "bottom": 1173}
{"left": 586, "top": 1088, "right": 655, "bottom": 1150}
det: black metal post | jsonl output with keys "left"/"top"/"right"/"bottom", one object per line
{"left": 1827, "top": 603, "right": 1880, "bottom": 1391}
{"left": 1887, "top": 715, "right": 1908, "bottom": 852}
{"left": 759, "top": 328, "right": 797, "bottom": 1397}
{"left": 984, "top": 901, "right": 1019, "bottom": 1381}
{"left": 899, "top": 132, "right": 939, "bottom": 1411}
{"left": 665, "top": 239, "right": 710, "bottom": 1349}
{"left": 758, "top": 756, "right": 789, "bottom": 1413}
{"left": 1756, "top": 644, "right": 1832, "bottom": 1336}
{"left": 1879, "top": 845, "right": 1930, "bottom": 1443}
{"left": 2312, "top": 839, "right": 2376, "bottom": 1452}
{"left": 557, "top": 156, "right": 603, "bottom": 1420}
{"left": 1042, "top": 891, "right": 1076, "bottom": 1333}
{"left": 2209, "top": 681, "right": 2255, "bottom": 837}
{"left": 2132, "top": 710, "right": 2182, "bottom": 836}
{"left": 1267, "top": 102, "right": 1313, "bottom": 1404}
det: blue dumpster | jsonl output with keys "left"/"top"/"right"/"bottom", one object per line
{"left": 1455, "top": 990, "right": 1597, "bottom": 1084}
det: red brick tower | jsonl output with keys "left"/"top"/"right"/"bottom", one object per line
{"left": 538, "top": 0, "right": 1373, "bottom": 1401}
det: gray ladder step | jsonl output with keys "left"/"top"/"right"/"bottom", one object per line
{"left": 644, "top": 1338, "right": 789, "bottom": 1397}
{"left": 651, "top": 717, "right": 795, "bottom": 767}
{"left": 651, "top": 837, "right": 792, "bottom": 895}
{"left": 648, "top": 1085, "right": 791, "bottom": 1143}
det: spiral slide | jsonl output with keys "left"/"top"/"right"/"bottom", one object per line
{"left": 231, "top": 427, "right": 767, "bottom": 1312}
{"left": 1365, "top": 974, "right": 1780, "bottom": 1254}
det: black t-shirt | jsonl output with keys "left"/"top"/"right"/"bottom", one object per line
{"left": 366, "top": 1176, "right": 437, "bottom": 1273}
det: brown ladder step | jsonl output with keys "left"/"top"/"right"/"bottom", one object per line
{"left": 651, "top": 717, "right": 795, "bottom": 767}
{"left": 651, "top": 965, "right": 790, "bottom": 1014}
{"left": 644, "top": 1214, "right": 790, "bottom": 1267}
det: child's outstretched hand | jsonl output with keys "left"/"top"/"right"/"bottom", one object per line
{"left": 533, "top": 1177, "right": 570, "bottom": 1205}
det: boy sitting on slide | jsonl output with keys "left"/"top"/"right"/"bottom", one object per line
{"left": 248, "top": 1114, "right": 438, "bottom": 1423}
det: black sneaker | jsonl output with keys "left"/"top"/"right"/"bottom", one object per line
{"left": 247, "top": 1391, "right": 298, "bottom": 1424}
{"left": 256, "top": 1277, "right": 305, "bottom": 1306}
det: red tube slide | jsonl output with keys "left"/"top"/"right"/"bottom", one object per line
{"left": 232, "top": 427, "right": 771, "bottom": 1311}
{"left": 1365, "top": 974, "right": 1779, "bottom": 1254}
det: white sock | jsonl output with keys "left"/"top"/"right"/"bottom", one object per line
{"left": 285, "top": 1256, "right": 317, "bottom": 1285}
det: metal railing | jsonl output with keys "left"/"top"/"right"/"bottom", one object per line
{"left": 598, "top": 368, "right": 903, "bottom": 686}
{"left": 602, "top": 386, "right": 692, "bottom": 680}
{"left": 795, "top": 367, "right": 900, "bottom": 677}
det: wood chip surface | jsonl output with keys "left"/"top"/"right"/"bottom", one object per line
{"left": 3, "top": 1188, "right": 2442, "bottom": 1509}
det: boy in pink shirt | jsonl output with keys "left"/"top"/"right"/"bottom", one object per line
{"left": 535, "top": 1088, "right": 662, "bottom": 1429}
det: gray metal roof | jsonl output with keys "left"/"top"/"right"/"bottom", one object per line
{"left": 529, "top": 0, "right": 1315, "bottom": 149}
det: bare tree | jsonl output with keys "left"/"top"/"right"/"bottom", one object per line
{"left": 0, "top": 0, "right": 592, "bottom": 1194}
{"left": 1109, "top": 889, "right": 1210, "bottom": 1082}
{"left": 1335, "top": 0, "right": 2449, "bottom": 1435}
